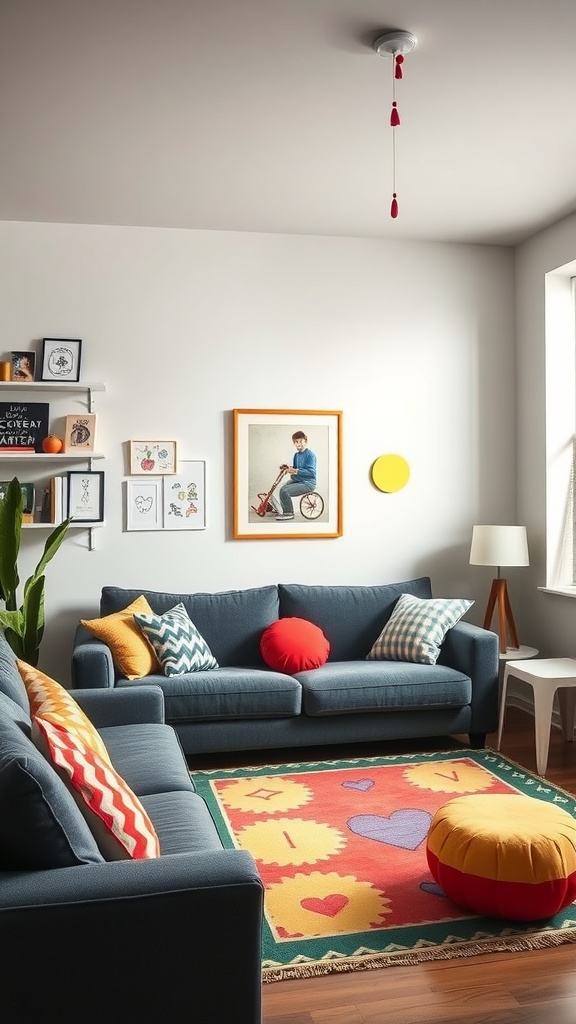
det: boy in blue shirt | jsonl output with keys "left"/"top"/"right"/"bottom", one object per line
{"left": 276, "top": 431, "right": 317, "bottom": 521}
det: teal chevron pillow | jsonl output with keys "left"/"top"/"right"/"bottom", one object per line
{"left": 366, "top": 594, "right": 473, "bottom": 666}
{"left": 133, "top": 603, "right": 219, "bottom": 676}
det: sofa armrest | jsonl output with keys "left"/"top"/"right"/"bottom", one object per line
{"left": 72, "top": 624, "right": 115, "bottom": 689}
{"left": 73, "top": 685, "right": 165, "bottom": 727}
{"left": 439, "top": 620, "right": 499, "bottom": 735}
{"left": 0, "top": 849, "right": 263, "bottom": 1024}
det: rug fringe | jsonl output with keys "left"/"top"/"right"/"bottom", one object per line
{"left": 262, "top": 925, "right": 576, "bottom": 982}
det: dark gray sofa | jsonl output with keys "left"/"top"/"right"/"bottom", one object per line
{"left": 72, "top": 577, "right": 499, "bottom": 756}
{"left": 0, "top": 633, "right": 263, "bottom": 1024}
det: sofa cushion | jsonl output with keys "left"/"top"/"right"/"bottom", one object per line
{"left": 99, "top": 722, "right": 197, "bottom": 796}
{"left": 116, "top": 667, "right": 302, "bottom": 722}
{"left": 278, "top": 578, "right": 433, "bottom": 661}
{"left": 260, "top": 617, "right": 330, "bottom": 673}
{"left": 33, "top": 716, "right": 160, "bottom": 861}
{"left": 81, "top": 595, "right": 160, "bottom": 679}
{"left": 140, "top": 791, "right": 224, "bottom": 855}
{"left": 0, "top": 707, "right": 103, "bottom": 868}
{"left": 0, "top": 631, "right": 30, "bottom": 716}
{"left": 17, "top": 660, "right": 112, "bottom": 765}
{"left": 134, "top": 603, "right": 218, "bottom": 675}
{"left": 100, "top": 585, "right": 279, "bottom": 667}
{"left": 295, "top": 661, "right": 472, "bottom": 716}
{"left": 367, "top": 594, "right": 473, "bottom": 665}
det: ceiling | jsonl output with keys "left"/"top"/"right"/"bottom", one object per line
{"left": 2, "top": 0, "right": 576, "bottom": 246}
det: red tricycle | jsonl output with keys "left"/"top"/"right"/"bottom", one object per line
{"left": 251, "top": 469, "right": 325, "bottom": 520}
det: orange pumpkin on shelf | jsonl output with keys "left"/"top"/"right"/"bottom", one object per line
{"left": 42, "top": 434, "right": 64, "bottom": 454}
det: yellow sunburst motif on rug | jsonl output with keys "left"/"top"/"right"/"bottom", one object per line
{"left": 403, "top": 759, "right": 497, "bottom": 793}
{"left": 215, "top": 776, "right": 312, "bottom": 813}
{"left": 236, "top": 817, "right": 346, "bottom": 866}
{"left": 266, "top": 871, "right": 391, "bottom": 937}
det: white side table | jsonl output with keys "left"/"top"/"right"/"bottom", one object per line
{"left": 497, "top": 657, "right": 576, "bottom": 776}
{"left": 499, "top": 646, "right": 539, "bottom": 664}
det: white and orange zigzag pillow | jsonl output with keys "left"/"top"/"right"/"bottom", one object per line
{"left": 33, "top": 716, "right": 160, "bottom": 861}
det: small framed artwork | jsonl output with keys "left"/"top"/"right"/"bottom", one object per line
{"left": 41, "top": 338, "right": 82, "bottom": 382}
{"left": 129, "top": 440, "right": 177, "bottom": 475}
{"left": 63, "top": 413, "right": 97, "bottom": 453}
{"left": 233, "top": 408, "right": 343, "bottom": 540}
{"left": 126, "top": 478, "right": 163, "bottom": 531}
{"left": 67, "top": 470, "right": 105, "bottom": 522}
{"left": 163, "top": 461, "right": 206, "bottom": 530}
{"left": 11, "top": 351, "right": 36, "bottom": 382}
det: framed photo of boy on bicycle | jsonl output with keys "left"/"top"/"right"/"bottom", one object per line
{"left": 233, "top": 409, "right": 342, "bottom": 540}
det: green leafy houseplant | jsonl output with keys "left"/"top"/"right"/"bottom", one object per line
{"left": 0, "top": 476, "right": 71, "bottom": 666}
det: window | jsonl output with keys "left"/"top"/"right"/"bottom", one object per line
{"left": 544, "top": 262, "right": 576, "bottom": 592}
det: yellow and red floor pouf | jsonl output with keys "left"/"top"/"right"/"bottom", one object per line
{"left": 426, "top": 793, "right": 576, "bottom": 920}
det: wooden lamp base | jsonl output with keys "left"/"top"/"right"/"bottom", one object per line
{"left": 482, "top": 578, "right": 519, "bottom": 655}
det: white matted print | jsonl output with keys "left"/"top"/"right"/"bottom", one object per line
{"left": 163, "top": 461, "right": 206, "bottom": 530}
{"left": 129, "top": 440, "right": 177, "bottom": 475}
{"left": 126, "top": 478, "right": 162, "bottom": 531}
{"left": 233, "top": 409, "right": 342, "bottom": 540}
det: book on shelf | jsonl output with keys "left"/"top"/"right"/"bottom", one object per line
{"left": 0, "top": 401, "right": 49, "bottom": 453}
{"left": 49, "top": 475, "right": 68, "bottom": 525}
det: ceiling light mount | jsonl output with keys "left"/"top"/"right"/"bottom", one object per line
{"left": 373, "top": 30, "right": 417, "bottom": 58}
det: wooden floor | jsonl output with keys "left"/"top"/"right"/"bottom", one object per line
{"left": 190, "top": 708, "right": 576, "bottom": 1023}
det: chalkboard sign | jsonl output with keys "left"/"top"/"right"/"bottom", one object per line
{"left": 0, "top": 402, "right": 49, "bottom": 453}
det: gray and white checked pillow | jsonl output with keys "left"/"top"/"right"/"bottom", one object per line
{"left": 366, "top": 594, "right": 473, "bottom": 665}
{"left": 133, "top": 603, "right": 218, "bottom": 676}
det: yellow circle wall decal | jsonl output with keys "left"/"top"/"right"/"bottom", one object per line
{"left": 371, "top": 454, "right": 410, "bottom": 493}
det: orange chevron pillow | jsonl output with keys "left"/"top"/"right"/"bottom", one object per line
{"left": 17, "top": 660, "right": 112, "bottom": 767}
{"left": 33, "top": 716, "right": 160, "bottom": 861}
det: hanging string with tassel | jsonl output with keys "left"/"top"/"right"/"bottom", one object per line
{"left": 390, "top": 52, "right": 401, "bottom": 218}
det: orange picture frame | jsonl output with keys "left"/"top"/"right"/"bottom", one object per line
{"left": 233, "top": 408, "right": 342, "bottom": 540}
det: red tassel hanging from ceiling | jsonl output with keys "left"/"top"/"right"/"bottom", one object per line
{"left": 373, "top": 29, "right": 417, "bottom": 221}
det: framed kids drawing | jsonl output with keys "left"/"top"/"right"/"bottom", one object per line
{"left": 67, "top": 470, "right": 105, "bottom": 523}
{"left": 233, "top": 409, "right": 342, "bottom": 540}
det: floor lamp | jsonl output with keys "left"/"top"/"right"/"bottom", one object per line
{"left": 469, "top": 525, "right": 530, "bottom": 655}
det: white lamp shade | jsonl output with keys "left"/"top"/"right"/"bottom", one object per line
{"left": 469, "top": 525, "right": 529, "bottom": 567}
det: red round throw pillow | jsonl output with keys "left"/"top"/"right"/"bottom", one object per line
{"left": 260, "top": 617, "right": 330, "bottom": 673}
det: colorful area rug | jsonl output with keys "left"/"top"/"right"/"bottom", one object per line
{"left": 192, "top": 748, "right": 576, "bottom": 981}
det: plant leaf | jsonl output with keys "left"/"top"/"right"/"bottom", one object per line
{"left": 21, "top": 575, "right": 45, "bottom": 667}
{"left": 0, "top": 477, "right": 22, "bottom": 607}
{"left": 31, "top": 517, "right": 72, "bottom": 583}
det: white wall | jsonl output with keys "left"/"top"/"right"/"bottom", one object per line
{"left": 0, "top": 221, "right": 515, "bottom": 681}
{"left": 515, "top": 212, "right": 576, "bottom": 655}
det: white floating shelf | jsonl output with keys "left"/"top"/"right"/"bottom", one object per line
{"left": 23, "top": 521, "right": 105, "bottom": 529}
{"left": 0, "top": 381, "right": 105, "bottom": 392}
{"left": 0, "top": 452, "right": 104, "bottom": 461}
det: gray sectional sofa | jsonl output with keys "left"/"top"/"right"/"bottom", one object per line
{"left": 72, "top": 577, "right": 500, "bottom": 756}
{"left": 0, "top": 632, "right": 263, "bottom": 1024}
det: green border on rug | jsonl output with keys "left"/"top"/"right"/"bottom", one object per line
{"left": 192, "top": 748, "right": 576, "bottom": 981}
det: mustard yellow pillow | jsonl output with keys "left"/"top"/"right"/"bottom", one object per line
{"left": 81, "top": 596, "right": 160, "bottom": 679}
{"left": 17, "top": 660, "right": 112, "bottom": 767}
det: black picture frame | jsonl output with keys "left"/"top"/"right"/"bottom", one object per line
{"left": 41, "top": 338, "right": 82, "bottom": 382}
{"left": 66, "top": 470, "right": 104, "bottom": 522}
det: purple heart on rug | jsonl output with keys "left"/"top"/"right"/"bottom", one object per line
{"left": 347, "top": 809, "right": 432, "bottom": 850}
{"left": 420, "top": 881, "right": 446, "bottom": 897}
{"left": 342, "top": 779, "right": 374, "bottom": 792}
